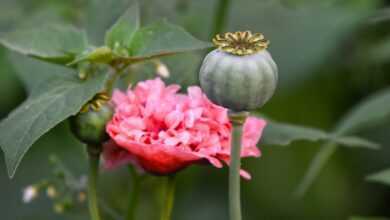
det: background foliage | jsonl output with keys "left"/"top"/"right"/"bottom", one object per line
{"left": 1, "top": 0, "right": 390, "bottom": 219}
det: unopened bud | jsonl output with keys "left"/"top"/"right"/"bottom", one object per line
{"left": 154, "top": 61, "right": 170, "bottom": 78}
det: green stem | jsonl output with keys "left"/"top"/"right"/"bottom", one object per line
{"left": 293, "top": 142, "right": 338, "bottom": 197}
{"left": 160, "top": 176, "right": 176, "bottom": 220}
{"left": 125, "top": 167, "right": 141, "bottom": 220}
{"left": 87, "top": 146, "right": 101, "bottom": 220}
{"left": 229, "top": 123, "right": 243, "bottom": 220}
{"left": 211, "top": 0, "right": 231, "bottom": 37}
{"left": 106, "top": 71, "right": 121, "bottom": 94}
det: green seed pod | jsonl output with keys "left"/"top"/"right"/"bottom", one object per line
{"left": 87, "top": 46, "right": 114, "bottom": 63}
{"left": 199, "top": 31, "right": 278, "bottom": 111}
{"left": 70, "top": 92, "right": 113, "bottom": 145}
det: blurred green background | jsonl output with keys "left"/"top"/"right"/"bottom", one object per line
{"left": 1, "top": 0, "right": 390, "bottom": 219}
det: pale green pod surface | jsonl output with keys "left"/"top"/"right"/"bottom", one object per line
{"left": 199, "top": 48, "right": 278, "bottom": 111}
{"left": 70, "top": 104, "right": 113, "bottom": 145}
{"left": 70, "top": 93, "right": 113, "bottom": 145}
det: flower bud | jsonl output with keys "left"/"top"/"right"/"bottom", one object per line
{"left": 70, "top": 92, "right": 113, "bottom": 145}
{"left": 87, "top": 46, "right": 114, "bottom": 63}
{"left": 199, "top": 31, "right": 278, "bottom": 111}
{"left": 154, "top": 61, "right": 170, "bottom": 78}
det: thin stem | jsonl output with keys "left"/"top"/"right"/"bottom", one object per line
{"left": 105, "top": 70, "right": 121, "bottom": 95}
{"left": 99, "top": 198, "right": 123, "bottom": 220}
{"left": 211, "top": 0, "right": 231, "bottom": 37}
{"left": 229, "top": 123, "right": 243, "bottom": 220}
{"left": 87, "top": 146, "right": 101, "bottom": 220}
{"left": 293, "top": 142, "right": 338, "bottom": 197}
{"left": 125, "top": 167, "right": 141, "bottom": 220}
{"left": 160, "top": 175, "right": 176, "bottom": 220}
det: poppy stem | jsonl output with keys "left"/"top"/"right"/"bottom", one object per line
{"left": 228, "top": 111, "right": 248, "bottom": 220}
{"left": 230, "top": 124, "right": 243, "bottom": 220}
{"left": 160, "top": 175, "right": 176, "bottom": 220}
{"left": 87, "top": 145, "right": 102, "bottom": 220}
{"left": 125, "top": 167, "right": 141, "bottom": 220}
{"left": 212, "top": 0, "right": 231, "bottom": 37}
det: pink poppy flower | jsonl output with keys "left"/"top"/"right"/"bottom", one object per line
{"left": 103, "top": 78, "right": 266, "bottom": 179}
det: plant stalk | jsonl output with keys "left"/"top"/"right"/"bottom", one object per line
{"left": 212, "top": 0, "right": 231, "bottom": 37}
{"left": 160, "top": 175, "right": 176, "bottom": 220}
{"left": 125, "top": 167, "right": 141, "bottom": 220}
{"left": 228, "top": 111, "right": 248, "bottom": 220}
{"left": 230, "top": 123, "right": 243, "bottom": 220}
{"left": 87, "top": 145, "right": 102, "bottom": 220}
{"left": 293, "top": 142, "right": 338, "bottom": 197}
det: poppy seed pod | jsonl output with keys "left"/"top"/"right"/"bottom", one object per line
{"left": 199, "top": 31, "right": 278, "bottom": 111}
{"left": 70, "top": 92, "right": 113, "bottom": 145}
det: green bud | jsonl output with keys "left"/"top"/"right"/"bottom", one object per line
{"left": 87, "top": 46, "right": 114, "bottom": 63}
{"left": 70, "top": 93, "right": 113, "bottom": 145}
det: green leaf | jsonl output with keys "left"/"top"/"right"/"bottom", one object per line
{"left": 262, "top": 120, "right": 379, "bottom": 149}
{"left": 337, "top": 88, "right": 390, "bottom": 134}
{"left": 366, "top": 169, "right": 390, "bottom": 186}
{"left": 0, "top": 60, "right": 108, "bottom": 178}
{"left": 86, "top": 0, "right": 133, "bottom": 45}
{"left": 369, "top": 7, "right": 390, "bottom": 24}
{"left": 294, "top": 88, "right": 390, "bottom": 197}
{"left": 105, "top": 1, "right": 140, "bottom": 49}
{"left": 0, "top": 24, "right": 88, "bottom": 65}
{"left": 332, "top": 136, "right": 379, "bottom": 149}
{"left": 8, "top": 52, "right": 72, "bottom": 93}
{"left": 294, "top": 137, "right": 380, "bottom": 197}
{"left": 367, "top": 37, "right": 390, "bottom": 63}
{"left": 263, "top": 121, "right": 328, "bottom": 146}
{"left": 128, "top": 20, "right": 212, "bottom": 61}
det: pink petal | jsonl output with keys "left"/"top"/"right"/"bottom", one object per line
{"left": 112, "top": 90, "right": 128, "bottom": 106}
{"left": 240, "top": 169, "right": 252, "bottom": 180}
{"left": 104, "top": 77, "right": 267, "bottom": 179}
{"left": 102, "top": 141, "right": 138, "bottom": 170}
{"left": 242, "top": 117, "right": 267, "bottom": 149}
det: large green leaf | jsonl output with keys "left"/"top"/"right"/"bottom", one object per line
{"left": 86, "top": 0, "right": 134, "bottom": 45}
{"left": 263, "top": 121, "right": 329, "bottom": 146}
{"left": 8, "top": 52, "right": 72, "bottom": 93}
{"left": 262, "top": 120, "right": 379, "bottom": 149}
{"left": 105, "top": 1, "right": 140, "bottom": 49}
{"left": 369, "top": 7, "right": 390, "bottom": 24}
{"left": 0, "top": 24, "right": 88, "bottom": 64}
{"left": 0, "top": 60, "right": 108, "bottom": 178}
{"left": 337, "top": 88, "right": 390, "bottom": 134}
{"left": 332, "top": 136, "right": 379, "bottom": 149}
{"left": 128, "top": 20, "right": 212, "bottom": 61}
{"left": 366, "top": 169, "right": 390, "bottom": 186}
{"left": 295, "top": 88, "right": 390, "bottom": 197}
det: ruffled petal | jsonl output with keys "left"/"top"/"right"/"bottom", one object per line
{"left": 104, "top": 78, "right": 267, "bottom": 180}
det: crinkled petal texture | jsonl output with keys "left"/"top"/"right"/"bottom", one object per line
{"left": 104, "top": 78, "right": 266, "bottom": 179}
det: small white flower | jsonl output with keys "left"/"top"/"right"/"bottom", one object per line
{"left": 22, "top": 185, "right": 38, "bottom": 203}
{"left": 155, "top": 61, "right": 170, "bottom": 78}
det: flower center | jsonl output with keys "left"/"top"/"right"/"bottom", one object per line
{"left": 212, "top": 31, "right": 269, "bottom": 56}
